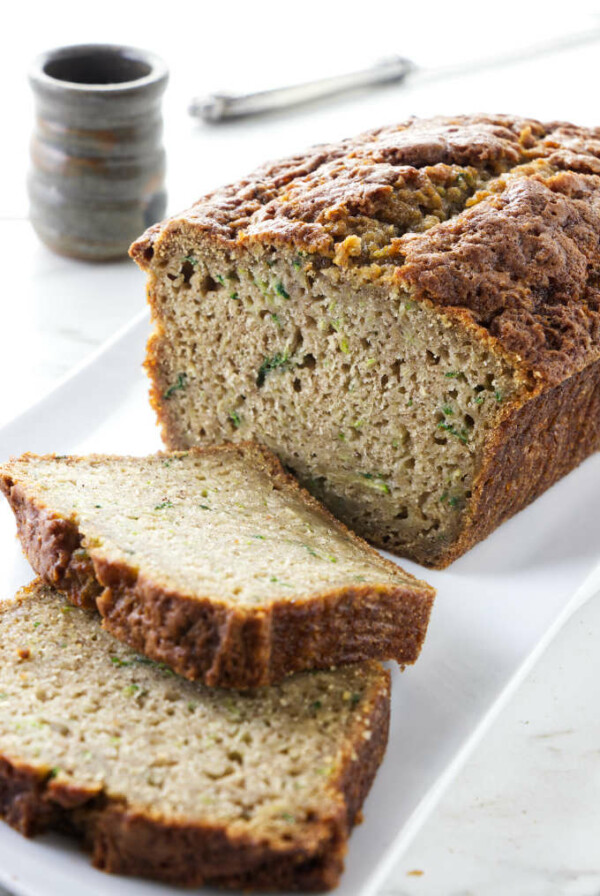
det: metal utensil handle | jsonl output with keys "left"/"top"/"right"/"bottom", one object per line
{"left": 189, "top": 55, "right": 415, "bottom": 122}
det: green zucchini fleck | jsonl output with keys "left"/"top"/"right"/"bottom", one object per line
{"left": 163, "top": 373, "right": 188, "bottom": 400}
{"left": 254, "top": 277, "right": 269, "bottom": 297}
{"left": 437, "top": 422, "right": 469, "bottom": 444}
{"left": 257, "top": 352, "right": 292, "bottom": 387}
{"left": 301, "top": 543, "right": 336, "bottom": 563}
{"left": 269, "top": 575, "right": 293, "bottom": 588}
{"left": 154, "top": 500, "right": 174, "bottom": 510}
{"left": 441, "top": 491, "right": 464, "bottom": 510}
{"left": 110, "top": 656, "right": 131, "bottom": 668}
{"left": 360, "top": 473, "right": 391, "bottom": 494}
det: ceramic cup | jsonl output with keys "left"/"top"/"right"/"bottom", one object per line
{"left": 28, "top": 44, "right": 168, "bottom": 261}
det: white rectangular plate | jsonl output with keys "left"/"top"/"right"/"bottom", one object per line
{"left": 1, "top": 310, "right": 599, "bottom": 896}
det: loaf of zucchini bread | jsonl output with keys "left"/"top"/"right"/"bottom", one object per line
{"left": 0, "top": 580, "right": 389, "bottom": 890}
{"left": 131, "top": 114, "right": 600, "bottom": 567}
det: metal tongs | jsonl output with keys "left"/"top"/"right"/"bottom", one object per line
{"left": 189, "top": 56, "right": 415, "bottom": 123}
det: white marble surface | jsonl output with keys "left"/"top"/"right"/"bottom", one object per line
{"left": 385, "top": 592, "right": 600, "bottom": 896}
{"left": 0, "top": 3, "right": 599, "bottom": 893}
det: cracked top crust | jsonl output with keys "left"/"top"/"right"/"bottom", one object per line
{"left": 131, "top": 114, "right": 600, "bottom": 386}
{"left": 400, "top": 168, "right": 600, "bottom": 386}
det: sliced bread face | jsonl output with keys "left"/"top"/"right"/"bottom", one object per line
{"left": 0, "top": 581, "right": 390, "bottom": 890}
{"left": 0, "top": 444, "right": 435, "bottom": 688}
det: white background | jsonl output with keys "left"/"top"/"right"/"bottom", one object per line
{"left": 1, "top": 2, "right": 600, "bottom": 893}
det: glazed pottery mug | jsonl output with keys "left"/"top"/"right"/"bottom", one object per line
{"left": 28, "top": 44, "right": 168, "bottom": 260}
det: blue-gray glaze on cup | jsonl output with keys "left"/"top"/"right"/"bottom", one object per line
{"left": 28, "top": 44, "right": 168, "bottom": 260}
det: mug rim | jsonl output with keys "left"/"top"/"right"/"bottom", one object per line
{"left": 29, "top": 43, "right": 168, "bottom": 94}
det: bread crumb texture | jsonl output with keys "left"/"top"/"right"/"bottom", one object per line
{"left": 0, "top": 447, "right": 420, "bottom": 604}
{"left": 0, "top": 446, "right": 434, "bottom": 686}
{"left": 0, "top": 581, "right": 390, "bottom": 889}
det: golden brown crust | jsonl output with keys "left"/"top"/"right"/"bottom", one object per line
{"left": 2, "top": 479, "right": 103, "bottom": 609}
{"left": 399, "top": 169, "right": 600, "bottom": 387}
{"left": 0, "top": 752, "right": 374, "bottom": 891}
{"left": 0, "top": 761, "right": 348, "bottom": 890}
{"left": 131, "top": 114, "right": 600, "bottom": 388}
{"left": 0, "top": 584, "right": 390, "bottom": 890}
{"left": 0, "top": 445, "right": 434, "bottom": 687}
{"left": 130, "top": 114, "right": 545, "bottom": 257}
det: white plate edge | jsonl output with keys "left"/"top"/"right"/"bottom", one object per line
{"left": 0, "top": 307, "right": 149, "bottom": 441}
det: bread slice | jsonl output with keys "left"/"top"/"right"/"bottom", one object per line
{"left": 0, "top": 580, "right": 389, "bottom": 890}
{"left": 0, "top": 444, "right": 434, "bottom": 688}
{"left": 130, "top": 114, "right": 600, "bottom": 568}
